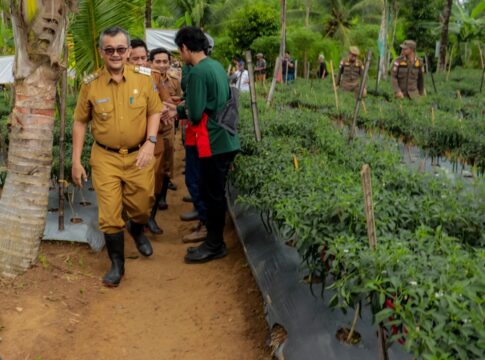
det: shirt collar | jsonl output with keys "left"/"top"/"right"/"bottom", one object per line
{"left": 101, "top": 65, "right": 128, "bottom": 85}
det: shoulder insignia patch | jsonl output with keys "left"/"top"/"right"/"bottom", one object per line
{"left": 399, "top": 61, "right": 407, "bottom": 66}
{"left": 134, "top": 66, "right": 152, "bottom": 76}
{"left": 415, "top": 59, "right": 421, "bottom": 67}
{"left": 83, "top": 72, "right": 100, "bottom": 84}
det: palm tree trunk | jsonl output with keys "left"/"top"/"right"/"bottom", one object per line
{"left": 439, "top": 0, "right": 453, "bottom": 71}
{"left": 145, "top": 0, "right": 152, "bottom": 29}
{"left": 0, "top": 0, "right": 74, "bottom": 277}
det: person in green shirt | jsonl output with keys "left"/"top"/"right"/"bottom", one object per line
{"left": 171, "top": 26, "right": 240, "bottom": 263}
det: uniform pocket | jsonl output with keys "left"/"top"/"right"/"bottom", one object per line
{"left": 129, "top": 93, "right": 147, "bottom": 120}
{"left": 93, "top": 101, "right": 114, "bottom": 121}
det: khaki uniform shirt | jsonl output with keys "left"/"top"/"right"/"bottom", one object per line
{"left": 155, "top": 70, "right": 182, "bottom": 134}
{"left": 337, "top": 58, "right": 364, "bottom": 92}
{"left": 74, "top": 65, "right": 163, "bottom": 149}
{"left": 391, "top": 55, "right": 424, "bottom": 99}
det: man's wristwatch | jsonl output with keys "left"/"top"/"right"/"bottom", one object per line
{"left": 147, "top": 135, "right": 157, "bottom": 144}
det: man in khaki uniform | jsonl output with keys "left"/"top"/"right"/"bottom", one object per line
{"left": 72, "top": 26, "right": 164, "bottom": 287}
{"left": 128, "top": 39, "right": 166, "bottom": 235}
{"left": 149, "top": 48, "right": 182, "bottom": 219}
{"left": 391, "top": 40, "right": 424, "bottom": 99}
{"left": 337, "top": 46, "right": 365, "bottom": 95}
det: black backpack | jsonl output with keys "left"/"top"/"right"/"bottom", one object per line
{"left": 214, "top": 86, "right": 240, "bottom": 135}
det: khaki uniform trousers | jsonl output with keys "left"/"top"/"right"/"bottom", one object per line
{"left": 153, "top": 124, "right": 174, "bottom": 193}
{"left": 90, "top": 144, "right": 155, "bottom": 234}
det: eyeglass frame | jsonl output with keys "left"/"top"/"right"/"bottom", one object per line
{"left": 101, "top": 47, "right": 129, "bottom": 56}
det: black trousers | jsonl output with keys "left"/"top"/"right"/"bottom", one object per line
{"left": 199, "top": 151, "right": 237, "bottom": 250}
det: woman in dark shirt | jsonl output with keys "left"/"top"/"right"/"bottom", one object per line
{"left": 318, "top": 54, "right": 327, "bottom": 79}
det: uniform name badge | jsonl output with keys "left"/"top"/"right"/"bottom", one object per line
{"left": 95, "top": 98, "right": 109, "bottom": 104}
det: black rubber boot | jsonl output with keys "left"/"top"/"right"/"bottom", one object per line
{"left": 147, "top": 194, "right": 163, "bottom": 234}
{"left": 158, "top": 177, "right": 169, "bottom": 210}
{"left": 127, "top": 220, "right": 153, "bottom": 257}
{"left": 102, "top": 232, "right": 125, "bottom": 287}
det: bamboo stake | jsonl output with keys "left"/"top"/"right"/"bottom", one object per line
{"left": 245, "top": 51, "right": 261, "bottom": 142}
{"left": 362, "top": 100, "right": 367, "bottom": 115}
{"left": 266, "top": 56, "right": 281, "bottom": 107}
{"left": 431, "top": 106, "right": 435, "bottom": 126}
{"left": 285, "top": 60, "right": 289, "bottom": 84}
{"left": 58, "top": 43, "right": 68, "bottom": 231}
{"left": 266, "top": 0, "right": 287, "bottom": 106}
{"left": 349, "top": 50, "right": 372, "bottom": 142}
{"left": 329, "top": 60, "right": 340, "bottom": 113}
{"left": 294, "top": 60, "right": 298, "bottom": 80}
{"left": 361, "top": 164, "right": 388, "bottom": 360}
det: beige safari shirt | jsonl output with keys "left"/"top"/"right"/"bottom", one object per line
{"left": 337, "top": 58, "right": 364, "bottom": 92}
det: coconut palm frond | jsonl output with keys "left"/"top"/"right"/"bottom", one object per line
{"left": 70, "top": 0, "right": 144, "bottom": 78}
{"left": 208, "top": 0, "right": 244, "bottom": 28}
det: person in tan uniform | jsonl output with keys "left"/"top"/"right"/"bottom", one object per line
{"left": 337, "top": 46, "right": 365, "bottom": 95}
{"left": 128, "top": 39, "right": 166, "bottom": 235}
{"left": 72, "top": 26, "right": 164, "bottom": 287}
{"left": 149, "top": 48, "right": 182, "bottom": 217}
{"left": 391, "top": 40, "right": 424, "bottom": 99}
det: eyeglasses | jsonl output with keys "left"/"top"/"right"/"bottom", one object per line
{"left": 102, "top": 47, "right": 128, "bottom": 56}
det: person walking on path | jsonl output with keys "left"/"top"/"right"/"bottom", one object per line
{"left": 337, "top": 46, "right": 365, "bottom": 96}
{"left": 391, "top": 40, "right": 424, "bottom": 99}
{"left": 172, "top": 27, "right": 240, "bottom": 263}
{"left": 128, "top": 39, "right": 165, "bottom": 235}
{"left": 149, "top": 47, "right": 182, "bottom": 215}
{"left": 71, "top": 26, "right": 165, "bottom": 287}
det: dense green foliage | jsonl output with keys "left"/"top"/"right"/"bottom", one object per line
{"left": 232, "top": 87, "right": 485, "bottom": 358}
{"left": 272, "top": 68, "right": 485, "bottom": 172}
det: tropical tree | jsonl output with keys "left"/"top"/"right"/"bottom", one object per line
{"left": 0, "top": 0, "right": 76, "bottom": 277}
{"left": 438, "top": 0, "right": 453, "bottom": 70}
{"left": 70, "top": 0, "right": 144, "bottom": 79}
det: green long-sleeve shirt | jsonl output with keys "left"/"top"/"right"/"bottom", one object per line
{"left": 177, "top": 57, "right": 240, "bottom": 157}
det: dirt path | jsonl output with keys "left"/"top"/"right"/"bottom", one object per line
{"left": 0, "top": 140, "right": 269, "bottom": 360}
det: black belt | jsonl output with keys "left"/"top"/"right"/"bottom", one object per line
{"left": 96, "top": 141, "right": 142, "bottom": 155}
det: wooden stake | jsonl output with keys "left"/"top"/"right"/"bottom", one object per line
{"left": 245, "top": 51, "right": 261, "bottom": 142}
{"left": 266, "top": 0, "right": 287, "bottom": 106}
{"left": 58, "top": 43, "right": 68, "bottom": 231}
{"left": 361, "top": 164, "right": 389, "bottom": 360}
{"left": 329, "top": 60, "right": 340, "bottom": 113}
{"left": 361, "top": 164, "right": 377, "bottom": 248}
{"left": 362, "top": 100, "right": 367, "bottom": 115}
{"left": 294, "top": 60, "right": 298, "bottom": 80}
{"left": 349, "top": 50, "right": 372, "bottom": 142}
{"left": 431, "top": 106, "right": 435, "bottom": 126}
{"left": 266, "top": 56, "right": 281, "bottom": 107}
{"left": 285, "top": 60, "right": 289, "bottom": 84}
